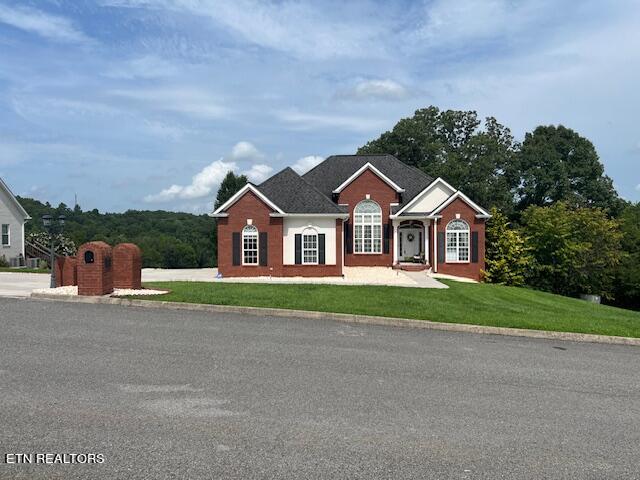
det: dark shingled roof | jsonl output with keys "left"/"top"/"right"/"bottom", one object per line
{"left": 302, "top": 154, "right": 435, "bottom": 213}
{"left": 257, "top": 167, "right": 347, "bottom": 214}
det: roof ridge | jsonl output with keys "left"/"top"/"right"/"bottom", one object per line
{"left": 294, "top": 168, "right": 344, "bottom": 212}
{"left": 0, "top": 177, "right": 31, "bottom": 219}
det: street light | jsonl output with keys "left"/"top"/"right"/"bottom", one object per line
{"left": 41, "top": 214, "right": 66, "bottom": 288}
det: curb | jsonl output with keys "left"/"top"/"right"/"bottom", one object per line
{"left": 29, "top": 292, "right": 640, "bottom": 347}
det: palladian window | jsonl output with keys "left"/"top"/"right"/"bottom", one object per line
{"left": 446, "top": 219, "right": 470, "bottom": 262}
{"left": 242, "top": 225, "right": 258, "bottom": 265}
{"left": 354, "top": 200, "right": 382, "bottom": 254}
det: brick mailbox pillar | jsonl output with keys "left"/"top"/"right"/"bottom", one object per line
{"left": 55, "top": 256, "right": 78, "bottom": 287}
{"left": 77, "top": 241, "right": 113, "bottom": 296}
{"left": 113, "top": 243, "right": 142, "bottom": 289}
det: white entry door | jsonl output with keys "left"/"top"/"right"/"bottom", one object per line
{"left": 401, "top": 228, "right": 421, "bottom": 258}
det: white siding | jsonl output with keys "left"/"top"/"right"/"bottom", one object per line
{"left": 405, "top": 183, "right": 454, "bottom": 214}
{"left": 283, "top": 217, "right": 337, "bottom": 265}
{"left": 0, "top": 187, "right": 26, "bottom": 261}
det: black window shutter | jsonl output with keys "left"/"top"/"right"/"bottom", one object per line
{"left": 383, "top": 222, "right": 390, "bottom": 254}
{"left": 295, "top": 234, "right": 302, "bottom": 264}
{"left": 259, "top": 232, "right": 268, "bottom": 266}
{"left": 471, "top": 231, "right": 479, "bottom": 263}
{"left": 318, "top": 234, "right": 326, "bottom": 264}
{"left": 437, "top": 231, "right": 445, "bottom": 264}
{"left": 232, "top": 232, "right": 241, "bottom": 266}
{"left": 345, "top": 222, "right": 352, "bottom": 254}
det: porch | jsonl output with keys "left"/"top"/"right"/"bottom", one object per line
{"left": 392, "top": 218, "right": 434, "bottom": 271}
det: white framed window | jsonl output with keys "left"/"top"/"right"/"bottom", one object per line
{"left": 242, "top": 225, "right": 258, "bottom": 265}
{"left": 446, "top": 219, "right": 470, "bottom": 262}
{"left": 1, "top": 224, "right": 9, "bottom": 246}
{"left": 354, "top": 200, "right": 382, "bottom": 254}
{"left": 302, "top": 228, "right": 318, "bottom": 264}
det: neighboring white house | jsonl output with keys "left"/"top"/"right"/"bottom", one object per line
{"left": 0, "top": 177, "right": 30, "bottom": 264}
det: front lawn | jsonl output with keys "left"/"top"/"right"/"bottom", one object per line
{"left": 141, "top": 280, "right": 640, "bottom": 338}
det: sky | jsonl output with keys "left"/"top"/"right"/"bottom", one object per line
{"left": 0, "top": 0, "right": 638, "bottom": 214}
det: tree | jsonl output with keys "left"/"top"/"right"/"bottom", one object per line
{"left": 517, "top": 125, "right": 621, "bottom": 214}
{"left": 215, "top": 171, "right": 248, "bottom": 210}
{"left": 613, "top": 202, "right": 640, "bottom": 309}
{"left": 484, "top": 208, "right": 531, "bottom": 286}
{"left": 358, "top": 106, "right": 520, "bottom": 214}
{"left": 522, "top": 202, "right": 622, "bottom": 299}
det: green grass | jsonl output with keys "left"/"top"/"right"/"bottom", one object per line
{"left": 0, "top": 267, "right": 50, "bottom": 274}
{"left": 140, "top": 280, "right": 640, "bottom": 338}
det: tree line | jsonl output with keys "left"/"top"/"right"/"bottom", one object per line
{"left": 18, "top": 198, "right": 217, "bottom": 269}
{"left": 359, "top": 106, "right": 638, "bottom": 309}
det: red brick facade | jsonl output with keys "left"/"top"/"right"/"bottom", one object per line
{"left": 113, "top": 243, "right": 142, "bottom": 289}
{"left": 338, "top": 169, "right": 399, "bottom": 267}
{"left": 77, "top": 241, "right": 114, "bottom": 296}
{"left": 433, "top": 198, "right": 486, "bottom": 281}
{"left": 217, "top": 172, "right": 487, "bottom": 281}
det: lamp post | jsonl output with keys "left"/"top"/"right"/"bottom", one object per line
{"left": 42, "top": 214, "right": 66, "bottom": 288}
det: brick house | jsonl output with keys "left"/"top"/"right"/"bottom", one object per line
{"left": 212, "top": 154, "right": 490, "bottom": 281}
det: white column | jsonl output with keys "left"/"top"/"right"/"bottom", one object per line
{"left": 392, "top": 220, "right": 398, "bottom": 264}
{"left": 433, "top": 218, "right": 438, "bottom": 273}
{"left": 424, "top": 220, "right": 429, "bottom": 264}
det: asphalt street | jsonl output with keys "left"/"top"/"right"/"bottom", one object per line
{"left": 0, "top": 297, "right": 639, "bottom": 479}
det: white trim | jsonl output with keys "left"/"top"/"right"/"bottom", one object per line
{"left": 209, "top": 213, "right": 229, "bottom": 218}
{"left": 430, "top": 191, "right": 491, "bottom": 217}
{"left": 241, "top": 225, "right": 259, "bottom": 266}
{"left": 392, "top": 220, "right": 398, "bottom": 264}
{"left": 393, "top": 177, "right": 456, "bottom": 217}
{"left": 211, "top": 184, "right": 284, "bottom": 215}
{"left": 270, "top": 213, "right": 349, "bottom": 219}
{"left": 1, "top": 223, "right": 10, "bottom": 247}
{"left": 301, "top": 227, "right": 319, "bottom": 265}
{"left": 445, "top": 219, "right": 471, "bottom": 263}
{"left": 332, "top": 163, "right": 404, "bottom": 194}
{"left": 0, "top": 177, "right": 31, "bottom": 220}
{"left": 353, "top": 199, "right": 383, "bottom": 254}
{"left": 21, "top": 222, "right": 25, "bottom": 257}
{"left": 433, "top": 218, "right": 438, "bottom": 273}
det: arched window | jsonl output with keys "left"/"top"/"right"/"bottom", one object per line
{"left": 446, "top": 219, "right": 470, "bottom": 262}
{"left": 302, "top": 227, "right": 318, "bottom": 264}
{"left": 242, "top": 225, "right": 258, "bottom": 265}
{"left": 354, "top": 200, "right": 382, "bottom": 254}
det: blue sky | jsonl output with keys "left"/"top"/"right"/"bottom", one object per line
{"left": 0, "top": 0, "right": 638, "bottom": 213}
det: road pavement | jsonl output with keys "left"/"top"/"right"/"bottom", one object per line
{"left": 1, "top": 297, "right": 639, "bottom": 479}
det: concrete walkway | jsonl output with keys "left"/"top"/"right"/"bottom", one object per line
{"left": 143, "top": 266, "right": 448, "bottom": 289}
{"left": 0, "top": 267, "right": 448, "bottom": 298}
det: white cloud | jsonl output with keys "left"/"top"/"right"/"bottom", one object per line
{"left": 144, "top": 141, "right": 273, "bottom": 202}
{"left": 636, "top": 184, "right": 640, "bottom": 192}
{"left": 244, "top": 163, "right": 272, "bottom": 183}
{"left": 292, "top": 155, "right": 324, "bottom": 174}
{"left": 0, "top": 4, "right": 91, "bottom": 43}
{"left": 337, "top": 79, "right": 409, "bottom": 101}
{"left": 230, "top": 141, "right": 263, "bottom": 161}
{"left": 277, "top": 110, "right": 386, "bottom": 132}
{"left": 109, "top": 87, "right": 227, "bottom": 119}
{"left": 145, "top": 159, "right": 237, "bottom": 202}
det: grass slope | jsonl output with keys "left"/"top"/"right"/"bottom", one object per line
{"left": 143, "top": 280, "right": 640, "bottom": 338}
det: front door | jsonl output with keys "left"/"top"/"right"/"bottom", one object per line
{"left": 400, "top": 228, "right": 421, "bottom": 259}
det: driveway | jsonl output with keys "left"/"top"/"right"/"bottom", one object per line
{"left": 1, "top": 298, "right": 638, "bottom": 479}
{"left": 0, "top": 272, "right": 49, "bottom": 297}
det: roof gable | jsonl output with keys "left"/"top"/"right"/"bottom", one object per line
{"left": 332, "top": 162, "right": 404, "bottom": 194}
{"left": 393, "top": 178, "right": 456, "bottom": 216}
{"left": 211, "top": 183, "right": 284, "bottom": 216}
{"left": 0, "top": 177, "right": 30, "bottom": 220}
{"left": 431, "top": 191, "right": 491, "bottom": 218}
{"left": 302, "top": 154, "right": 433, "bottom": 210}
